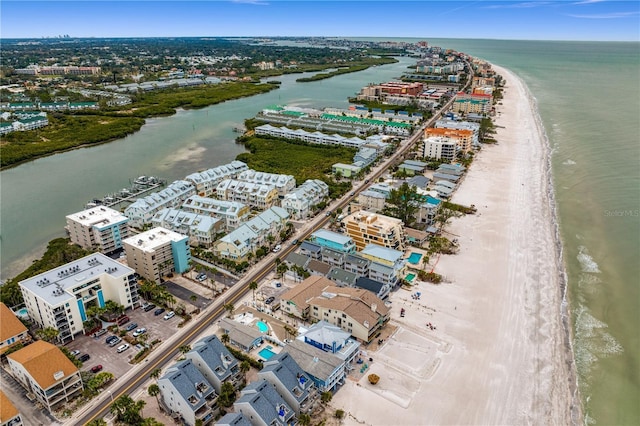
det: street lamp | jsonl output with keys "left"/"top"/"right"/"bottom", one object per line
{"left": 107, "top": 390, "right": 114, "bottom": 403}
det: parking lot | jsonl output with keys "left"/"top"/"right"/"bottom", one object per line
{"left": 64, "top": 306, "right": 181, "bottom": 378}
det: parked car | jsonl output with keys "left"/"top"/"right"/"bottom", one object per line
{"left": 291, "top": 239, "right": 299, "bottom": 245}
{"left": 265, "top": 297, "right": 275, "bottom": 305}
{"left": 106, "top": 335, "right": 119, "bottom": 345}
{"left": 154, "top": 308, "right": 165, "bottom": 316}
{"left": 272, "top": 245, "right": 281, "bottom": 253}
{"left": 90, "top": 365, "right": 103, "bottom": 373}
{"left": 163, "top": 311, "right": 175, "bottom": 320}
{"left": 108, "top": 337, "right": 122, "bottom": 347}
{"left": 116, "top": 315, "right": 130, "bottom": 326}
{"left": 350, "top": 191, "right": 356, "bottom": 196}
{"left": 125, "top": 323, "right": 138, "bottom": 332}
{"left": 132, "top": 328, "right": 147, "bottom": 337}
{"left": 70, "top": 350, "right": 81, "bottom": 357}
{"left": 197, "top": 273, "right": 207, "bottom": 282}
{"left": 93, "top": 329, "right": 107, "bottom": 338}
{"left": 143, "top": 303, "right": 157, "bottom": 312}
{"left": 78, "top": 354, "right": 90, "bottom": 362}
{"left": 116, "top": 344, "right": 130, "bottom": 353}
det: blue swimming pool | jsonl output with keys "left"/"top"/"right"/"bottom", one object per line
{"left": 256, "top": 321, "right": 269, "bottom": 333}
{"left": 408, "top": 252, "right": 422, "bottom": 265}
{"left": 258, "top": 347, "right": 276, "bottom": 360}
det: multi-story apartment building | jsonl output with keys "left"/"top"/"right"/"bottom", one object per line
{"left": 452, "top": 92, "right": 492, "bottom": 115}
{"left": 151, "top": 208, "right": 223, "bottom": 248}
{"left": 124, "top": 180, "right": 196, "bottom": 228}
{"left": 342, "top": 210, "right": 405, "bottom": 251}
{"left": 423, "top": 136, "right": 458, "bottom": 161}
{"left": 182, "top": 196, "right": 250, "bottom": 231}
{"left": 0, "top": 303, "right": 30, "bottom": 355}
{"left": 255, "top": 124, "right": 365, "bottom": 149}
{"left": 309, "top": 229, "right": 356, "bottom": 253}
{"left": 158, "top": 360, "right": 219, "bottom": 426}
{"left": 281, "top": 179, "right": 329, "bottom": 220}
{"left": 434, "top": 119, "right": 480, "bottom": 148}
{"left": 185, "top": 335, "right": 242, "bottom": 393}
{"left": 234, "top": 379, "right": 296, "bottom": 426}
{"left": 184, "top": 161, "right": 249, "bottom": 197}
{"left": 66, "top": 206, "right": 129, "bottom": 254}
{"left": 122, "top": 227, "right": 191, "bottom": 283}
{"left": 425, "top": 127, "right": 474, "bottom": 154}
{"left": 235, "top": 170, "right": 296, "bottom": 197}
{"left": 7, "top": 341, "right": 83, "bottom": 414}
{"left": 216, "top": 180, "right": 279, "bottom": 210}
{"left": 359, "top": 244, "right": 406, "bottom": 287}
{"left": 282, "top": 340, "right": 344, "bottom": 393}
{"left": 259, "top": 352, "right": 318, "bottom": 415}
{"left": 19, "top": 254, "right": 138, "bottom": 343}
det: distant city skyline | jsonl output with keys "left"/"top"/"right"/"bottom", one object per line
{"left": 1, "top": 1, "right": 639, "bottom": 41}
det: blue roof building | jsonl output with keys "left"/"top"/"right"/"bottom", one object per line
{"left": 235, "top": 379, "right": 296, "bottom": 426}
{"left": 310, "top": 229, "right": 356, "bottom": 253}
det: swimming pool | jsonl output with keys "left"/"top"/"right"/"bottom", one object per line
{"left": 407, "top": 252, "right": 422, "bottom": 265}
{"left": 405, "top": 273, "right": 416, "bottom": 282}
{"left": 258, "top": 347, "right": 276, "bottom": 360}
{"left": 256, "top": 321, "right": 269, "bottom": 333}
{"left": 15, "top": 308, "right": 29, "bottom": 318}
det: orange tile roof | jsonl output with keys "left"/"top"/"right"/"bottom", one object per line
{"left": 0, "top": 390, "right": 19, "bottom": 422}
{"left": 7, "top": 340, "right": 79, "bottom": 390}
{"left": 0, "top": 302, "right": 28, "bottom": 343}
{"left": 426, "top": 128, "right": 473, "bottom": 138}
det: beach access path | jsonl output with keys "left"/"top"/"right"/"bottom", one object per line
{"left": 331, "top": 64, "right": 580, "bottom": 425}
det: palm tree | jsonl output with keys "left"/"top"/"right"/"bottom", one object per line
{"left": 240, "top": 360, "right": 250, "bottom": 380}
{"left": 249, "top": 281, "right": 258, "bottom": 303}
{"left": 36, "top": 327, "right": 59, "bottom": 343}
{"left": 148, "top": 383, "right": 161, "bottom": 410}
{"left": 86, "top": 419, "right": 108, "bottom": 426}
{"left": 221, "top": 333, "right": 230, "bottom": 344}
{"left": 179, "top": 344, "right": 191, "bottom": 355}
{"left": 298, "top": 413, "right": 311, "bottom": 426}
{"left": 150, "top": 368, "right": 161, "bottom": 382}
{"left": 223, "top": 303, "right": 234, "bottom": 317}
{"left": 321, "top": 391, "right": 333, "bottom": 404}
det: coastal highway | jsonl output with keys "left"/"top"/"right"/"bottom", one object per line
{"left": 76, "top": 60, "right": 472, "bottom": 425}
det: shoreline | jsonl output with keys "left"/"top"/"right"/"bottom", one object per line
{"left": 331, "top": 64, "right": 582, "bottom": 425}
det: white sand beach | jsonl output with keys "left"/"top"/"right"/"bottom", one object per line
{"left": 331, "top": 65, "right": 580, "bottom": 425}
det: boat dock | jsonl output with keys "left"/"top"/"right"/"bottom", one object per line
{"left": 86, "top": 176, "right": 167, "bottom": 211}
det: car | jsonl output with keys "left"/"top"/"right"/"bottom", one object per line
{"left": 291, "top": 239, "right": 299, "bottom": 245}
{"left": 265, "top": 297, "right": 275, "bottom": 305}
{"left": 116, "top": 343, "right": 130, "bottom": 353}
{"left": 326, "top": 211, "right": 332, "bottom": 217}
{"left": 70, "top": 349, "right": 81, "bottom": 357}
{"left": 154, "top": 308, "right": 166, "bottom": 316}
{"left": 105, "top": 335, "right": 119, "bottom": 344}
{"left": 93, "top": 329, "right": 107, "bottom": 338}
{"left": 132, "top": 328, "right": 147, "bottom": 337}
{"left": 274, "top": 282, "right": 282, "bottom": 288}
{"left": 116, "top": 316, "right": 130, "bottom": 326}
{"left": 90, "top": 365, "right": 103, "bottom": 373}
{"left": 272, "top": 245, "right": 281, "bottom": 253}
{"left": 163, "top": 311, "right": 175, "bottom": 320}
{"left": 350, "top": 191, "right": 356, "bottom": 196}
{"left": 143, "top": 303, "right": 157, "bottom": 312}
{"left": 108, "top": 337, "right": 122, "bottom": 347}
{"left": 78, "top": 353, "right": 90, "bottom": 362}
{"left": 125, "top": 323, "right": 138, "bottom": 332}
{"left": 364, "top": 179, "right": 370, "bottom": 184}
{"left": 197, "top": 273, "right": 207, "bottom": 281}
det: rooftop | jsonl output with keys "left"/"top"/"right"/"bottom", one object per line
{"left": 123, "top": 226, "right": 187, "bottom": 252}
{"left": 0, "top": 390, "right": 19, "bottom": 423}
{"left": 0, "top": 302, "right": 28, "bottom": 343}
{"left": 7, "top": 341, "right": 79, "bottom": 389}
{"left": 66, "top": 205, "right": 128, "bottom": 228}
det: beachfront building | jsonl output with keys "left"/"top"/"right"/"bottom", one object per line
{"left": 281, "top": 179, "right": 329, "bottom": 220}
{"left": 0, "top": 303, "right": 30, "bottom": 355}
{"left": 298, "top": 321, "right": 360, "bottom": 364}
{"left": 213, "top": 206, "right": 290, "bottom": 262}
{"left": 235, "top": 170, "right": 296, "bottom": 198}
{"left": 234, "top": 379, "right": 296, "bottom": 426}
{"left": 6, "top": 341, "right": 83, "bottom": 414}
{"left": 283, "top": 341, "right": 348, "bottom": 392}
{"left": 65, "top": 206, "right": 130, "bottom": 254}
{"left": 185, "top": 335, "right": 242, "bottom": 393}
{"left": 0, "top": 389, "right": 23, "bottom": 426}
{"left": 151, "top": 208, "right": 223, "bottom": 247}
{"left": 185, "top": 161, "right": 249, "bottom": 197}
{"left": 435, "top": 119, "right": 480, "bottom": 147}
{"left": 122, "top": 227, "right": 191, "bottom": 283}
{"left": 360, "top": 244, "right": 406, "bottom": 286}
{"left": 332, "top": 163, "right": 362, "bottom": 178}
{"left": 280, "top": 276, "right": 332, "bottom": 320}
{"left": 355, "top": 277, "right": 392, "bottom": 300}
{"left": 255, "top": 124, "right": 365, "bottom": 149}
{"left": 426, "top": 127, "right": 474, "bottom": 154}
{"left": 356, "top": 189, "right": 387, "bottom": 212}
{"left": 341, "top": 210, "right": 406, "bottom": 251}
{"left": 182, "top": 196, "right": 251, "bottom": 231}
{"left": 452, "top": 92, "right": 492, "bottom": 115}
{"left": 216, "top": 180, "right": 279, "bottom": 210}
{"left": 258, "top": 352, "right": 318, "bottom": 415}
{"left": 423, "top": 136, "right": 458, "bottom": 161}
{"left": 218, "top": 318, "right": 265, "bottom": 352}
{"left": 124, "top": 180, "right": 196, "bottom": 229}
{"left": 158, "top": 360, "right": 219, "bottom": 426}
{"left": 19, "top": 254, "right": 138, "bottom": 343}
{"left": 309, "top": 229, "right": 356, "bottom": 253}
{"left": 216, "top": 412, "right": 251, "bottom": 426}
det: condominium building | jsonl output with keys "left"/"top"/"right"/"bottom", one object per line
{"left": 360, "top": 244, "right": 406, "bottom": 286}
{"left": 7, "top": 341, "right": 83, "bottom": 414}
{"left": 216, "top": 180, "right": 279, "bottom": 210}
{"left": 281, "top": 179, "right": 329, "bottom": 220}
{"left": 124, "top": 180, "right": 196, "bottom": 228}
{"left": 185, "top": 335, "right": 242, "bottom": 393}
{"left": 66, "top": 206, "right": 130, "bottom": 254}
{"left": 185, "top": 161, "right": 249, "bottom": 197}
{"left": 434, "top": 119, "right": 480, "bottom": 147}
{"left": 234, "top": 379, "right": 296, "bottom": 426}
{"left": 235, "top": 170, "right": 296, "bottom": 197}
{"left": 19, "top": 254, "right": 138, "bottom": 343}
{"left": 0, "top": 303, "right": 30, "bottom": 355}
{"left": 310, "top": 229, "right": 356, "bottom": 253}
{"left": 151, "top": 208, "right": 223, "bottom": 247}
{"left": 255, "top": 124, "right": 365, "bottom": 148}
{"left": 342, "top": 210, "right": 405, "bottom": 251}
{"left": 0, "top": 389, "right": 23, "bottom": 426}
{"left": 123, "top": 227, "right": 191, "bottom": 283}
{"left": 423, "top": 136, "right": 458, "bottom": 161}
{"left": 426, "top": 127, "right": 474, "bottom": 153}
{"left": 182, "top": 196, "right": 251, "bottom": 231}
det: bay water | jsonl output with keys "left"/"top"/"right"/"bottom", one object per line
{"left": 1, "top": 39, "right": 638, "bottom": 425}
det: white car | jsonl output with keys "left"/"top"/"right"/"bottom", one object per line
{"left": 70, "top": 350, "right": 81, "bottom": 357}
{"left": 116, "top": 343, "right": 130, "bottom": 353}
{"left": 132, "top": 328, "right": 147, "bottom": 337}
{"left": 163, "top": 311, "right": 175, "bottom": 320}
{"left": 272, "top": 245, "right": 281, "bottom": 253}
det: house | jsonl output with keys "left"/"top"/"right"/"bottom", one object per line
{"left": 354, "top": 277, "right": 391, "bottom": 300}
{"left": 404, "top": 228, "right": 430, "bottom": 247}
{"left": 298, "top": 320, "right": 360, "bottom": 364}
{"left": 0, "top": 303, "right": 30, "bottom": 355}
{"left": 234, "top": 379, "right": 296, "bottom": 426}
{"left": 406, "top": 175, "right": 430, "bottom": 190}
{"left": 282, "top": 340, "right": 345, "bottom": 393}
{"left": 320, "top": 247, "right": 346, "bottom": 268}
{"left": 218, "top": 318, "right": 264, "bottom": 352}
{"left": 309, "top": 229, "right": 356, "bottom": 253}
{"left": 326, "top": 267, "right": 357, "bottom": 288}
{"left": 280, "top": 276, "right": 334, "bottom": 320}
{"left": 151, "top": 208, "right": 223, "bottom": 247}
{"left": 360, "top": 244, "right": 406, "bottom": 286}
{"left": 298, "top": 241, "right": 322, "bottom": 260}
{"left": 356, "top": 189, "right": 387, "bottom": 212}
{"left": 343, "top": 254, "right": 371, "bottom": 276}
{"left": 307, "top": 260, "right": 331, "bottom": 277}
{"left": 235, "top": 170, "right": 296, "bottom": 198}
{"left": 6, "top": 341, "right": 83, "bottom": 414}
{"left": 216, "top": 180, "right": 279, "bottom": 210}
{"left": 182, "top": 196, "right": 251, "bottom": 232}
{"left": 281, "top": 179, "right": 329, "bottom": 220}
{"left": 258, "top": 352, "right": 318, "bottom": 415}
{"left": 158, "top": 359, "right": 219, "bottom": 426}
{"left": 186, "top": 335, "right": 242, "bottom": 393}
{"left": 215, "top": 412, "right": 252, "bottom": 426}
{"left": 124, "top": 180, "right": 196, "bottom": 228}
{"left": 0, "top": 390, "right": 23, "bottom": 426}
{"left": 332, "top": 163, "right": 362, "bottom": 178}
{"left": 185, "top": 161, "right": 249, "bottom": 198}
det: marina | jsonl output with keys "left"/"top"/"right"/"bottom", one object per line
{"left": 85, "top": 176, "right": 166, "bottom": 211}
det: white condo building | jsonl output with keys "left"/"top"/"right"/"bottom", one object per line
{"left": 124, "top": 180, "right": 195, "bottom": 228}
{"left": 66, "top": 206, "right": 129, "bottom": 254}
{"left": 235, "top": 170, "right": 296, "bottom": 197}
{"left": 182, "top": 196, "right": 251, "bottom": 231}
{"left": 184, "top": 161, "right": 249, "bottom": 197}
{"left": 281, "top": 179, "right": 329, "bottom": 220}
{"left": 423, "top": 136, "right": 458, "bottom": 161}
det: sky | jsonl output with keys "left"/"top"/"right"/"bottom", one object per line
{"left": 1, "top": 1, "right": 639, "bottom": 41}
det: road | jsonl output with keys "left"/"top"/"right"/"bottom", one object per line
{"left": 74, "top": 62, "right": 472, "bottom": 425}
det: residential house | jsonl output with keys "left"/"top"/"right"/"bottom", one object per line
{"left": 186, "top": 335, "right": 242, "bottom": 393}
{"left": 298, "top": 321, "right": 360, "bottom": 365}
{"left": 182, "top": 196, "right": 250, "bottom": 231}
{"left": 151, "top": 208, "right": 223, "bottom": 247}
{"left": 309, "top": 230, "right": 356, "bottom": 253}
{"left": 124, "top": 180, "right": 196, "bottom": 228}
{"left": 215, "top": 412, "right": 252, "bottom": 426}
{"left": 235, "top": 170, "right": 296, "bottom": 198}
{"left": 185, "top": 161, "right": 249, "bottom": 197}
{"left": 281, "top": 179, "right": 329, "bottom": 220}
{"left": 298, "top": 241, "right": 322, "bottom": 260}
{"left": 259, "top": 352, "right": 317, "bottom": 415}
{"left": 218, "top": 318, "right": 264, "bottom": 352}
{"left": 355, "top": 277, "right": 391, "bottom": 300}
{"left": 216, "top": 180, "right": 279, "bottom": 210}
{"left": 326, "top": 267, "right": 357, "bottom": 288}
{"left": 360, "top": 244, "right": 406, "bottom": 287}
{"left": 234, "top": 379, "right": 296, "bottom": 426}
{"left": 0, "top": 303, "right": 30, "bottom": 355}
{"left": 331, "top": 163, "right": 362, "bottom": 178}
{"left": 282, "top": 340, "right": 345, "bottom": 393}
{"left": 0, "top": 389, "right": 23, "bottom": 426}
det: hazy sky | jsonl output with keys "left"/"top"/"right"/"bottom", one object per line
{"left": 1, "top": 1, "right": 639, "bottom": 41}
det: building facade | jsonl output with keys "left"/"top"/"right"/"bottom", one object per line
{"left": 66, "top": 206, "right": 129, "bottom": 254}
{"left": 341, "top": 211, "right": 405, "bottom": 251}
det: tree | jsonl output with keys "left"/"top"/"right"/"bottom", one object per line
{"left": 179, "top": 344, "right": 191, "bottom": 354}
{"left": 86, "top": 420, "right": 107, "bottom": 426}
{"left": 335, "top": 409, "right": 345, "bottom": 420}
{"left": 382, "top": 182, "right": 421, "bottom": 227}
{"left": 276, "top": 263, "right": 289, "bottom": 278}
{"left": 298, "top": 413, "right": 312, "bottom": 426}
{"left": 148, "top": 383, "right": 161, "bottom": 410}
{"left": 240, "top": 360, "right": 250, "bottom": 380}
{"left": 190, "top": 294, "right": 197, "bottom": 303}
{"left": 221, "top": 333, "right": 230, "bottom": 344}
{"left": 141, "top": 418, "right": 164, "bottom": 426}
{"left": 249, "top": 281, "right": 258, "bottom": 303}
{"left": 224, "top": 303, "right": 235, "bottom": 317}
{"left": 110, "top": 394, "right": 145, "bottom": 425}
{"left": 36, "top": 327, "right": 59, "bottom": 343}
{"left": 321, "top": 391, "right": 333, "bottom": 404}
{"left": 150, "top": 368, "right": 161, "bottom": 382}
{"left": 218, "top": 381, "right": 236, "bottom": 407}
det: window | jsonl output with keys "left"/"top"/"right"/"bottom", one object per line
{"left": 348, "top": 322, "right": 352, "bottom": 327}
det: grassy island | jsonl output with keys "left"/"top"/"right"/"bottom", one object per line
{"left": 296, "top": 57, "right": 398, "bottom": 82}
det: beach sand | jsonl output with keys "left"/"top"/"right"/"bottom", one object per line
{"left": 331, "top": 65, "right": 581, "bottom": 425}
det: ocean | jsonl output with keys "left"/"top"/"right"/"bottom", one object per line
{"left": 1, "top": 38, "right": 637, "bottom": 425}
